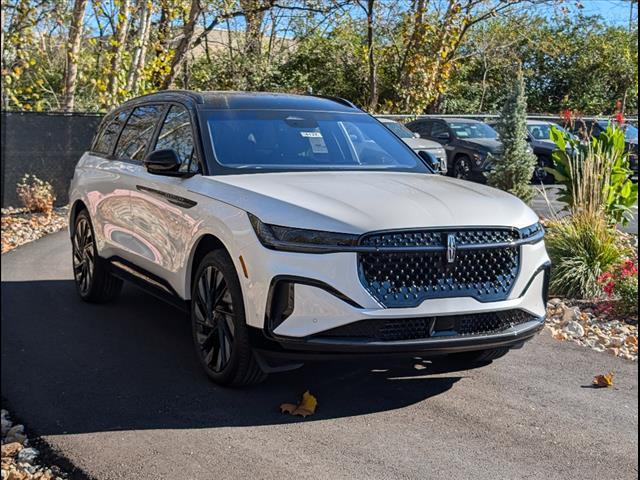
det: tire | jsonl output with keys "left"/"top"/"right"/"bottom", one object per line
{"left": 72, "top": 210, "right": 122, "bottom": 303}
{"left": 448, "top": 347, "right": 509, "bottom": 366}
{"left": 453, "top": 155, "right": 472, "bottom": 180}
{"left": 191, "top": 250, "right": 266, "bottom": 386}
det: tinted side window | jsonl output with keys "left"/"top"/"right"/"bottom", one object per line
{"left": 430, "top": 122, "right": 448, "bottom": 138}
{"left": 411, "top": 121, "right": 431, "bottom": 137}
{"left": 114, "top": 105, "right": 164, "bottom": 161}
{"left": 93, "top": 110, "right": 129, "bottom": 155}
{"left": 155, "top": 105, "right": 199, "bottom": 173}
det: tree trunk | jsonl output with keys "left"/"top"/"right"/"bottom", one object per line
{"left": 240, "top": 0, "right": 269, "bottom": 88}
{"left": 365, "top": 0, "right": 377, "bottom": 112}
{"left": 125, "top": 0, "right": 152, "bottom": 95}
{"left": 106, "top": 0, "right": 131, "bottom": 108}
{"left": 62, "top": 0, "right": 88, "bottom": 112}
{"left": 160, "top": 0, "right": 202, "bottom": 90}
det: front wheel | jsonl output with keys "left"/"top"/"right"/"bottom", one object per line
{"left": 191, "top": 250, "right": 266, "bottom": 386}
{"left": 453, "top": 156, "right": 472, "bottom": 180}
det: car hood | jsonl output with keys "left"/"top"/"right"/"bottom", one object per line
{"left": 459, "top": 138, "right": 502, "bottom": 152}
{"left": 402, "top": 138, "right": 444, "bottom": 150}
{"left": 195, "top": 171, "right": 538, "bottom": 234}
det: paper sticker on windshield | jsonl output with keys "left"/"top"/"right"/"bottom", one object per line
{"left": 300, "top": 131, "right": 323, "bottom": 138}
{"left": 300, "top": 131, "right": 328, "bottom": 153}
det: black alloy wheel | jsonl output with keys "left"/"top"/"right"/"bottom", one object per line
{"left": 453, "top": 156, "right": 472, "bottom": 180}
{"left": 193, "top": 265, "right": 236, "bottom": 373}
{"left": 72, "top": 215, "right": 95, "bottom": 296}
{"left": 191, "top": 250, "right": 266, "bottom": 386}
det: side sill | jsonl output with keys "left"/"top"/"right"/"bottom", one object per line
{"left": 106, "top": 257, "right": 189, "bottom": 312}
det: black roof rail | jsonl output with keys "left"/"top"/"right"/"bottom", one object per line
{"left": 309, "top": 94, "right": 359, "bottom": 110}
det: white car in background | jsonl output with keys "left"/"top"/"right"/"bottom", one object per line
{"left": 377, "top": 117, "right": 448, "bottom": 174}
{"left": 69, "top": 91, "right": 550, "bottom": 386}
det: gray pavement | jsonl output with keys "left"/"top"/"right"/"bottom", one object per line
{"left": 1, "top": 231, "right": 638, "bottom": 480}
{"left": 532, "top": 185, "right": 638, "bottom": 234}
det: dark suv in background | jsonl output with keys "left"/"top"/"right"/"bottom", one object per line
{"left": 406, "top": 118, "right": 502, "bottom": 182}
{"left": 570, "top": 119, "right": 638, "bottom": 181}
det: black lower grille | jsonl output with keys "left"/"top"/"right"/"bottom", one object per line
{"left": 317, "top": 310, "right": 536, "bottom": 342}
{"left": 358, "top": 229, "right": 521, "bottom": 307}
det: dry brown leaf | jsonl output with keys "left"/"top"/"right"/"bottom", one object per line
{"left": 625, "top": 336, "right": 638, "bottom": 346}
{"left": 592, "top": 372, "right": 614, "bottom": 388}
{"left": 280, "top": 391, "right": 318, "bottom": 418}
{"left": 279, "top": 403, "right": 297, "bottom": 414}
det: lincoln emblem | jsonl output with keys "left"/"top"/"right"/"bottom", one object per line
{"left": 447, "top": 233, "right": 457, "bottom": 263}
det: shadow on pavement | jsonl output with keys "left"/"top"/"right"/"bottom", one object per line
{"left": 1, "top": 280, "right": 472, "bottom": 436}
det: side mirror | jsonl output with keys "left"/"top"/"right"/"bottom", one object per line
{"left": 143, "top": 149, "right": 184, "bottom": 176}
{"left": 437, "top": 132, "right": 450, "bottom": 142}
{"left": 413, "top": 132, "right": 421, "bottom": 138}
{"left": 418, "top": 150, "right": 440, "bottom": 171}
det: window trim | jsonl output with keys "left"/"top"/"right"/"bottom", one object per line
{"left": 90, "top": 108, "right": 132, "bottom": 157}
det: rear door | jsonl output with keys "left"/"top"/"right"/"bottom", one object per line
{"left": 80, "top": 108, "right": 135, "bottom": 259}
{"left": 105, "top": 103, "right": 166, "bottom": 264}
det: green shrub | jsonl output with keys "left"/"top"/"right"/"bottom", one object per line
{"left": 486, "top": 70, "right": 537, "bottom": 203}
{"left": 545, "top": 212, "right": 629, "bottom": 299}
{"left": 547, "top": 123, "right": 638, "bottom": 226}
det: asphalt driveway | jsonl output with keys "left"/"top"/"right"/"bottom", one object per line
{"left": 1, "top": 231, "right": 638, "bottom": 480}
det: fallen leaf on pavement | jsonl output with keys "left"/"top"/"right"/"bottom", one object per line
{"left": 592, "top": 372, "right": 614, "bottom": 388}
{"left": 280, "top": 390, "right": 318, "bottom": 418}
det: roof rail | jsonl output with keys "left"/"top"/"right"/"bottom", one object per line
{"left": 121, "top": 89, "right": 205, "bottom": 105}
{"left": 310, "top": 94, "right": 359, "bottom": 110}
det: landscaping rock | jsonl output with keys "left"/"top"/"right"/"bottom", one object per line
{"left": 546, "top": 299, "right": 638, "bottom": 361}
{"left": 15, "top": 449, "right": 38, "bottom": 465}
{"left": 563, "top": 321, "right": 585, "bottom": 338}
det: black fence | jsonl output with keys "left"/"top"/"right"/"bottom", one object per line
{"left": 1, "top": 111, "right": 103, "bottom": 207}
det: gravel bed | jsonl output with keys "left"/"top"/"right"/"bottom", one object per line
{"left": 546, "top": 298, "right": 638, "bottom": 361}
{"left": 1, "top": 409, "right": 69, "bottom": 480}
{"left": 1, "top": 207, "right": 69, "bottom": 254}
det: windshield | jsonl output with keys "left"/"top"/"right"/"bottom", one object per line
{"left": 382, "top": 120, "right": 414, "bottom": 139}
{"left": 622, "top": 124, "right": 638, "bottom": 142}
{"left": 449, "top": 122, "right": 497, "bottom": 139}
{"left": 527, "top": 123, "right": 572, "bottom": 140}
{"left": 204, "top": 110, "right": 429, "bottom": 173}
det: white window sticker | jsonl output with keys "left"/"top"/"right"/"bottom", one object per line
{"left": 300, "top": 130, "right": 328, "bottom": 153}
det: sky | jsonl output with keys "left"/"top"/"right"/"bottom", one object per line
{"left": 538, "top": 0, "right": 638, "bottom": 26}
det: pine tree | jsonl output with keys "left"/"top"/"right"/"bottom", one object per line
{"left": 486, "top": 70, "right": 537, "bottom": 203}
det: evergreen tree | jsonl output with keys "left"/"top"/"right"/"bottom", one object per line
{"left": 486, "top": 70, "right": 537, "bottom": 203}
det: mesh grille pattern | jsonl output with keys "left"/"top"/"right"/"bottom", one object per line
{"left": 319, "top": 310, "right": 535, "bottom": 341}
{"left": 358, "top": 228, "right": 521, "bottom": 307}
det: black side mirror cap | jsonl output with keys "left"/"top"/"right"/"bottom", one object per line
{"left": 418, "top": 150, "right": 440, "bottom": 171}
{"left": 143, "top": 149, "right": 185, "bottom": 176}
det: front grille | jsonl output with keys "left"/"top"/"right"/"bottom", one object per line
{"left": 358, "top": 228, "right": 522, "bottom": 307}
{"left": 318, "top": 310, "right": 535, "bottom": 341}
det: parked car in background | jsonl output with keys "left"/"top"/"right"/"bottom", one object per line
{"left": 570, "top": 119, "right": 638, "bottom": 181}
{"left": 68, "top": 91, "right": 550, "bottom": 386}
{"left": 406, "top": 118, "right": 502, "bottom": 182}
{"left": 377, "top": 117, "right": 447, "bottom": 174}
{"left": 487, "top": 119, "right": 573, "bottom": 184}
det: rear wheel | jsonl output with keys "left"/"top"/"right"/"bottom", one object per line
{"left": 191, "top": 250, "right": 266, "bottom": 386}
{"left": 72, "top": 210, "right": 122, "bottom": 303}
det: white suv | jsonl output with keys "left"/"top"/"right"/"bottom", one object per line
{"left": 69, "top": 91, "right": 550, "bottom": 386}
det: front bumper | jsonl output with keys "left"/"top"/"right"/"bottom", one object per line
{"left": 237, "top": 220, "right": 550, "bottom": 359}
{"left": 252, "top": 316, "right": 544, "bottom": 360}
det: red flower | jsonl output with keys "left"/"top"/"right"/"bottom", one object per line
{"left": 603, "top": 281, "right": 616, "bottom": 296}
{"left": 560, "top": 109, "right": 573, "bottom": 124}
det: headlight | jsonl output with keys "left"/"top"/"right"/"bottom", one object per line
{"left": 519, "top": 222, "right": 545, "bottom": 243}
{"left": 248, "top": 213, "right": 359, "bottom": 253}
